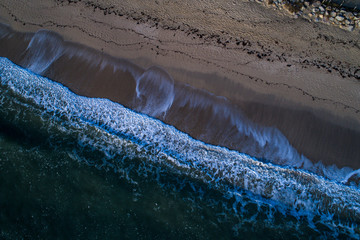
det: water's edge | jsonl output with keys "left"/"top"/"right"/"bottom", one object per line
{"left": 0, "top": 57, "right": 359, "bottom": 238}
{"left": 1, "top": 24, "right": 360, "bottom": 180}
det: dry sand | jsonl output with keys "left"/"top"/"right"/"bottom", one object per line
{"left": 0, "top": 0, "right": 360, "bottom": 168}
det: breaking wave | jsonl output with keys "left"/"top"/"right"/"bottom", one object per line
{"left": 1, "top": 26, "right": 359, "bottom": 182}
{"left": 0, "top": 58, "right": 360, "bottom": 238}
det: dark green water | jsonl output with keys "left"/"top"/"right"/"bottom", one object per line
{"left": 0, "top": 113, "right": 295, "bottom": 240}
{"left": 0, "top": 111, "right": 334, "bottom": 240}
{"left": 0, "top": 132, "right": 234, "bottom": 239}
{"left": 0, "top": 58, "right": 359, "bottom": 239}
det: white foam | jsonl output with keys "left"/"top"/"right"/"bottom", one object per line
{"left": 343, "top": 169, "right": 360, "bottom": 185}
{"left": 21, "top": 30, "right": 64, "bottom": 74}
{"left": 13, "top": 29, "right": 354, "bottom": 182}
{"left": 171, "top": 84, "right": 354, "bottom": 181}
{"left": 0, "top": 57, "right": 360, "bottom": 230}
{"left": 134, "top": 66, "right": 175, "bottom": 117}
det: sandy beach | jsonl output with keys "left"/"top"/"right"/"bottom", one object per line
{"left": 0, "top": 0, "right": 360, "bottom": 169}
{"left": 2, "top": 1, "right": 360, "bottom": 238}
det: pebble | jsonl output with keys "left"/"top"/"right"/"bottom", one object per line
{"left": 345, "top": 12, "right": 353, "bottom": 19}
{"left": 335, "top": 15, "right": 344, "bottom": 21}
{"left": 313, "top": 1, "right": 321, "bottom": 7}
{"left": 342, "top": 25, "right": 354, "bottom": 31}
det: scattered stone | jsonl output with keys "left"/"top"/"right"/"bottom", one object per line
{"left": 355, "top": 69, "right": 360, "bottom": 79}
{"left": 345, "top": 12, "right": 353, "bottom": 19}
{"left": 343, "top": 24, "right": 354, "bottom": 31}
{"left": 356, "top": 20, "right": 360, "bottom": 27}
{"left": 313, "top": 1, "right": 321, "bottom": 7}
{"left": 258, "top": 0, "right": 359, "bottom": 31}
{"left": 335, "top": 15, "right": 344, "bottom": 21}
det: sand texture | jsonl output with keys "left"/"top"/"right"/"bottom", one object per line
{"left": 0, "top": 0, "right": 360, "bottom": 169}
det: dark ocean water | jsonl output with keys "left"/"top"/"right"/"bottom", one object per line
{"left": 0, "top": 58, "right": 360, "bottom": 239}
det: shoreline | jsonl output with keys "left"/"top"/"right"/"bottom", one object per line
{"left": 1, "top": 0, "right": 360, "bottom": 169}
{"left": 1, "top": 0, "right": 359, "bottom": 128}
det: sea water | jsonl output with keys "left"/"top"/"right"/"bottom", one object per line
{"left": 2, "top": 25, "right": 360, "bottom": 179}
{"left": 0, "top": 58, "right": 359, "bottom": 239}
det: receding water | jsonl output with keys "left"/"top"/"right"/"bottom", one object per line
{"left": 2, "top": 25, "right": 360, "bottom": 180}
{"left": 0, "top": 58, "right": 359, "bottom": 239}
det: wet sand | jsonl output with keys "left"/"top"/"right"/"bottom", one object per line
{"left": 0, "top": 0, "right": 360, "bottom": 170}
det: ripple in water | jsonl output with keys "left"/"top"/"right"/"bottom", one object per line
{"left": 0, "top": 58, "right": 359, "bottom": 238}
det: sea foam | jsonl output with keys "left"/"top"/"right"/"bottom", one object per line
{"left": 0, "top": 57, "right": 359, "bottom": 236}
{"left": 2, "top": 27, "right": 357, "bottom": 181}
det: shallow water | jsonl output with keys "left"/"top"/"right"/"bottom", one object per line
{"left": 1, "top": 25, "right": 360, "bottom": 179}
{"left": 0, "top": 58, "right": 359, "bottom": 239}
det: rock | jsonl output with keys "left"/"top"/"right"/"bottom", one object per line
{"left": 319, "top": 6, "right": 324, "bottom": 12}
{"left": 341, "top": 24, "right": 354, "bottom": 31}
{"left": 345, "top": 20, "right": 350, "bottom": 25}
{"left": 355, "top": 69, "right": 360, "bottom": 79}
{"left": 355, "top": 20, "right": 360, "bottom": 27}
{"left": 345, "top": 12, "right": 353, "bottom": 19}
{"left": 335, "top": 15, "right": 344, "bottom": 21}
{"left": 313, "top": 1, "right": 321, "bottom": 7}
{"left": 330, "top": 11, "right": 336, "bottom": 17}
